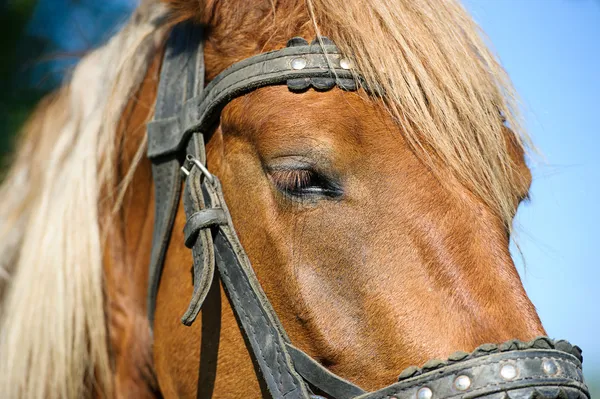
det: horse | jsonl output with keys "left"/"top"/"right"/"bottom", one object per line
{"left": 0, "top": 0, "right": 589, "bottom": 398}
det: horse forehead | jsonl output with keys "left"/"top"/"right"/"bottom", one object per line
{"left": 226, "top": 86, "right": 397, "bottom": 147}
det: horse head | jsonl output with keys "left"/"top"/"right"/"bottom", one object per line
{"left": 0, "top": 0, "right": 588, "bottom": 398}
{"left": 147, "top": 0, "right": 547, "bottom": 395}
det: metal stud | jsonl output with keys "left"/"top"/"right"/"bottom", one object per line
{"left": 416, "top": 387, "right": 433, "bottom": 399}
{"left": 500, "top": 364, "right": 517, "bottom": 380}
{"left": 454, "top": 375, "right": 471, "bottom": 391}
{"left": 339, "top": 57, "right": 353, "bottom": 70}
{"left": 291, "top": 57, "right": 307, "bottom": 70}
{"left": 542, "top": 360, "right": 559, "bottom": 376}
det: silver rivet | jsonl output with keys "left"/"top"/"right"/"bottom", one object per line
{"left": 454, "top": 375, "right": 471, "bottom": 391}
{"left": 542, "top": 360, "right": 558, "bottom": 375}
{"left": 291, "top": 57, "right": 307, "bottom": 70}
{"left": 416, "top": 387, "right": 433, "bottom": 399}
{"left": 339, "top": 57, "right": 353, "bottom": 69}
{"left": 500, "top": 364, "right": 517, "bottom": 380}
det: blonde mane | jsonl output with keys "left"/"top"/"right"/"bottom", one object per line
{"left": 0, "top": 0, "right": 530, "bottom": 397}
{"left": 0, "top": 1, "right": 169, "bottom": 397}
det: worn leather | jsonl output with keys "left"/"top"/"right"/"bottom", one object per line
{"left": 146, "top": 42, "right": 356, "bottom": 159}
{"left": 183, "top": 208, "right": 227, "bottom": 248}
{"left": 180, "top": 165, "right": 216, "bottom": 326}
{"left": 286, "top": 344, "right": 366, "bottom": 399}
{"left": 357, "top": 348, "right": 588, "bottom": 399}
{"left": 184, "top": 173, "right": 312, "bottom": 398}
{"left": 147, "top": 21, "right": 206, "bottom": 325}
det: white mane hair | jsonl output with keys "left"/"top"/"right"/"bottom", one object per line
{"left": 0, "top": 1, "right": 169, "bottom": 397}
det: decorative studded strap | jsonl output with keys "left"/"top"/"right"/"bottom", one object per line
{"left": 146, "top": 37, "right": 356, "bottom": 160}
{"left": 146, "top": 31, "right": 357, "bottom": 330}
{"left": 175, "top": 158, "right": 594, "bottom": 399}
{"left": 357, "top": 338, "right": 589, "bottom": 399}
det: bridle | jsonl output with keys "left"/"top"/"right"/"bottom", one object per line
{"left": 146, "top": 22, "right": 589, "bottom": 399}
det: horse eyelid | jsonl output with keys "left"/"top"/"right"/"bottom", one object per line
{"left": 267, "top": 168, "right": 343, "bottom": 199}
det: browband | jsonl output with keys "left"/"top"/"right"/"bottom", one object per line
{"left": 147, "top": 37, "right": 355, "bottom": 160}
{"left": 146, "top": 22, "right": 590, "bottom": 399}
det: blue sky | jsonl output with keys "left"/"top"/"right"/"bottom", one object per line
{"left": 25, "top": 0, "right": 599, "bottom": 391}
{"left": 25, "top": 0, "right": 138, "bottom": 86}
{"left": 28, "top": 0, "right": 137, "bottom": 49}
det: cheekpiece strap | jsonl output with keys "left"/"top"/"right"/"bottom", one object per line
{"left": 147, "top": 21, "right": 205, "bottom": 326}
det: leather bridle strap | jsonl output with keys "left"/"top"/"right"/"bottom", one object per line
{"left": 286, "top": 344, "right": 366, "bottom": 398}
{"left": 147, "top": 38, "right": 355, "bottom": 159}
{"left": 182, "top": 167, "right": 370, "bottom": 399}
{"left": 187, "top": 170, "right": 313, "bottom": 398}
{"left": 147, "top": 21, "right": 205, "bottom": 326}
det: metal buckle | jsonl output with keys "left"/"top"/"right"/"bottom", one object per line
{"left": 181, "top": 154, "right": 215, "bottom": 184}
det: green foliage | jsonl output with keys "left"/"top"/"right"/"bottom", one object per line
{"left": 0, "top": 0, "right": 49, "bottom": 163}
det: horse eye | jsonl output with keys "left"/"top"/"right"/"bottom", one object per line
{"left": 268, "top": 168, "right": 342, "bottom": 199}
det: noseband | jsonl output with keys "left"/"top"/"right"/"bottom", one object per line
{"left": 146, "top": 22, "right": 589, "bottom": 399}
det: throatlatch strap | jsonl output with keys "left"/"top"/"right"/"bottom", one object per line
{"left": 146, "top": 22, "right": 205, "bottom": 325}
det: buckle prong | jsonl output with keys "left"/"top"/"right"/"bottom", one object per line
{"left": 181, "top": 154, "right": 215, "bottom": 184}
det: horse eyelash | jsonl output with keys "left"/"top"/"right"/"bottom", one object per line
{"left": 269, "top": 169, "right": 314, "bottom": 193}
{"left": 268, "top": 168, "right": 344, "bottom": 200}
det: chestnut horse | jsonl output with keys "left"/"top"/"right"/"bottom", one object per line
{"left": 1, "top": 0, "right": 576, "bottom": 398}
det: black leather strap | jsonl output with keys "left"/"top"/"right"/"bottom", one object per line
{"left": 183, "top": 208, "right": 227, "bottom": 248}
{"left": 180, "top": 162, "right": 216, "bottom": 326}
{"left": 147, "top": 21, "right": 206, "bottom": 325}
{"left": 184, "top": 171, "right": 313, "bottom": 398}
{"left": 147, "top": 40, "right": 355, "bottom": 160}
{"left": 356, "top": 348, "right": 588, "bottom": 399}
{"left": 145, "top": 22, "right": 361, "bottom": 397}
{"left": 286, "top": 344, "right": 366, "bottom": 399}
